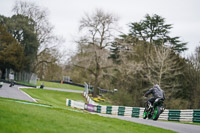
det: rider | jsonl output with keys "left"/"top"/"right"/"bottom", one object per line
{"left": 144, "top": 84, "right": 165, "bottom": 110}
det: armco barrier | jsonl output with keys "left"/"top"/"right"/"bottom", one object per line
{"left": 111, "top": 106, "right": 119, "bottom": 115}
{"left": 83, "top": 92, "right": 98, "bottom": 105}
{"left": 180, "top": 110, "right": 193, "bottom": 122}
{"left": 118, "top": 106, "right": 125, "bottom": 116}
{"left": 86, "top": 104, "right": 96, "bottom": 112}
{"left": 66, "top": 99, "right": 85, "bottom": 110}
{"left": 168, "top": 110, "right": 181, "bottom": 121}
{"left": 106, "top": 106, "right": 112, "bottom": 114}
{"left": 66, "top": 99, "right": 71, "bottom": 107}
{"left": 97, "top": 105, "right": 101, "bottom": 113}
{"left": 159, "top": 109, "right": 169, "bottom": 120}
{"left": 132, "top": 107, "right": 140, "bottom": 118}
{"left": 66, "top": 98, "right": 200, "bottom": 123}
{"left": 193, "top": 110, "right": 200, "bottom": 122}
{"left": 124, "top": 107, "right": 133, "bottom": 116}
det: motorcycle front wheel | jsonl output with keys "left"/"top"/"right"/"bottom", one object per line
{"left": 143, "top": 109, "right": 147, "bottom": 119}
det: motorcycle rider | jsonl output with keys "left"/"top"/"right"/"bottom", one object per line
{"left": 144, "top": 84, "right": 165, "bottom": 110}
{"left": 9, "top": 72, "right": 15, "bottom": 87}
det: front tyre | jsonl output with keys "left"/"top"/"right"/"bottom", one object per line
{"left": 153, "top": 106, "right": 161, "bottom": 120}
{"left": 143, "top": 109, "right": 147, "bottom": 119}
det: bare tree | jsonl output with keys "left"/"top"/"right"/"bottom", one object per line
{"left": 143, "top": 45, "right": 183, "bottom": 95}
{"left": 186, "top": 46, "right": 200, "bottom": 108}
{"left": 79, "top": 9, "right": 118, "bottom": 49}
{"left": 35, "top": 48, "right": 62, "bottom": 80}
{"left": 71, "top": 9, "right": 118, "bottom": 97}
{"left": 71, "top": 45, "right": 113, "bottom": 96}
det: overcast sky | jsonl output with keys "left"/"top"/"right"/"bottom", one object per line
{"left": 0, "top": 0, "right": 200, "bottom": 56}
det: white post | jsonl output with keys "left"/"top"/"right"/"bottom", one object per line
{"left": 84, "top": 82, "right": 88, "bottom": 94}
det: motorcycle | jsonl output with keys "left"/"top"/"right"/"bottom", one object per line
{"left": 0, "top": 82, "right": 3, "bottom": 88}
{"left": 9, "top": 81, "right": 15, "bottom": 87}
{"left": 143, "top": 98, "right": 165, "bottom": 120}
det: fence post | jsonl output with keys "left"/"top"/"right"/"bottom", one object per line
{"left": 84, "top": 82, "right": 89, "bottom": 94}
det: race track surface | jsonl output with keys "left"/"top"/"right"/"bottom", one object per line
{"left": 0, "top": 83, "right": 36, "bottom": 102}
{"left": 92, "top": 113, "right": 200, "bottom": 133}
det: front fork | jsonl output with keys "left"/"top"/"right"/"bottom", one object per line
{"left": 160, "top": 106, "right": 165, "bottom": 113}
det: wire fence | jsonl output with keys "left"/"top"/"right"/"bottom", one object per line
{"left": 5, "top": 69, "right": 37, "bottom": 85}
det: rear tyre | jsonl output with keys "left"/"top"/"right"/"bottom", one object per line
{"left": 153, "top": 106, "right": 161, "bottom": 120}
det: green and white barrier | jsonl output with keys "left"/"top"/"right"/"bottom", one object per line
{"left": 124, "top": 107, "right": 133, "bottom": 116}
{"left": 193, "top": 110, "right": 200, "bottom": 123}
{"left": 101, "top": 105, "right": 107, "bottom": 114}
{"left": 159, "top": 109, "right": 169, "bottom": 120}
{"left": 132, "top": 107, "right": 141, "bottom": 118}
{"left": 83, "top": 92, "right": 98, "bottom": 105}
{"left": 66, "top": 99, "right": 85, "bottom": 110}
{"left": 159, "top": 109, "right": 196, "bottom": 122}
{"left": 66, "top": 98, "right": 200, "bottom": 123}
{"left": 180, "top": 110, "right": 193, "bottom": 122}
{"left": 168, "top": 110, "right": 181, "bottom": 121}
{"left": 118, "top": 106, "right": 125, "bottom": 116}
{"left": 95, "top": 105, "right": 144, "bottom": 118}
{"left": 66, "top": 99, "right": 71, "bottom": 107}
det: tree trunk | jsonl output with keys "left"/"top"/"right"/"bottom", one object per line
{"left": 1, "top": 68, "right": 6, "bottom": 79}
{"left": 93, "top": 75, "right": 99, "bottom": 97}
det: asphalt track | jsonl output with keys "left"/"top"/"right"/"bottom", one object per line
{"left": 92, "top": 113, "right": 200, "bottom": 133}
{"left": 0, "top": 83, "right": 36, "bottom": 102}
{"left": 0, "top": 82, "right": 200, "bottom": 133}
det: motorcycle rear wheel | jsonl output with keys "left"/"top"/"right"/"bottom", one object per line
{"left": 153, "top": 106, "right": 161, "bottom": 120}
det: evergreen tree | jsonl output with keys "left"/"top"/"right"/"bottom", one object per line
{"left": 0, "top": 14, "right": 39, "bottom": 72}
{"left": 127, "top": 14, "right": 187, "bottom": 53}
{"left": 0, "top": 24, "right": 24, "bottom": 78}
{"left": 109, "top": 41, "right": 121, "bottom": 64}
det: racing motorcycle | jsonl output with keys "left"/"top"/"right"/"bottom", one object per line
{"left": 9, "top": 81, "right": 15, "bottom": 87}
{"left": 0, "top": 82, "right": 3, "bottom": 88}
{"left": 143, "top": 98, "right": 165, "bottom": 120}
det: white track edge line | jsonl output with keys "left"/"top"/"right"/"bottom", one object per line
{"left": 18, "top": 87, "right": 37, "bottom": 102}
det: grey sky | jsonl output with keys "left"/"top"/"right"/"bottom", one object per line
{"left": 0, "top": 0, "right": 200, "bottom": 56}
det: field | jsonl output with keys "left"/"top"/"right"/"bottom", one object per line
{"left": 37, "top": 81, "right": 84, "bottom": 91}
{"left": 0, "top": 97, "right": 175, "bottom": 133}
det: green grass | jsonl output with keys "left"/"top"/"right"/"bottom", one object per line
{"left": 37, "top": 81, "right": 84, "bottom": 91}
{"left": 21, "top": 88, "right": 86, "bottom": 108}
{"left": 0, "top": 98, "right": 175, "bottom": 133}
{"left": 16, "top": 81, "right": 36, "bottom": 87}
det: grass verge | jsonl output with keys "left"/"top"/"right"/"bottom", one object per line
{"left": 0, "top": 98, "right": 175, "bottom": 133}
{"left": 16, "top": 81, "right": 36, "bottom": 87}
{"left": 21, "top": 88, "right": 86, "bottom": 108}
{"left": 37, "top": 81, "right": 84, "bottom": 91}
